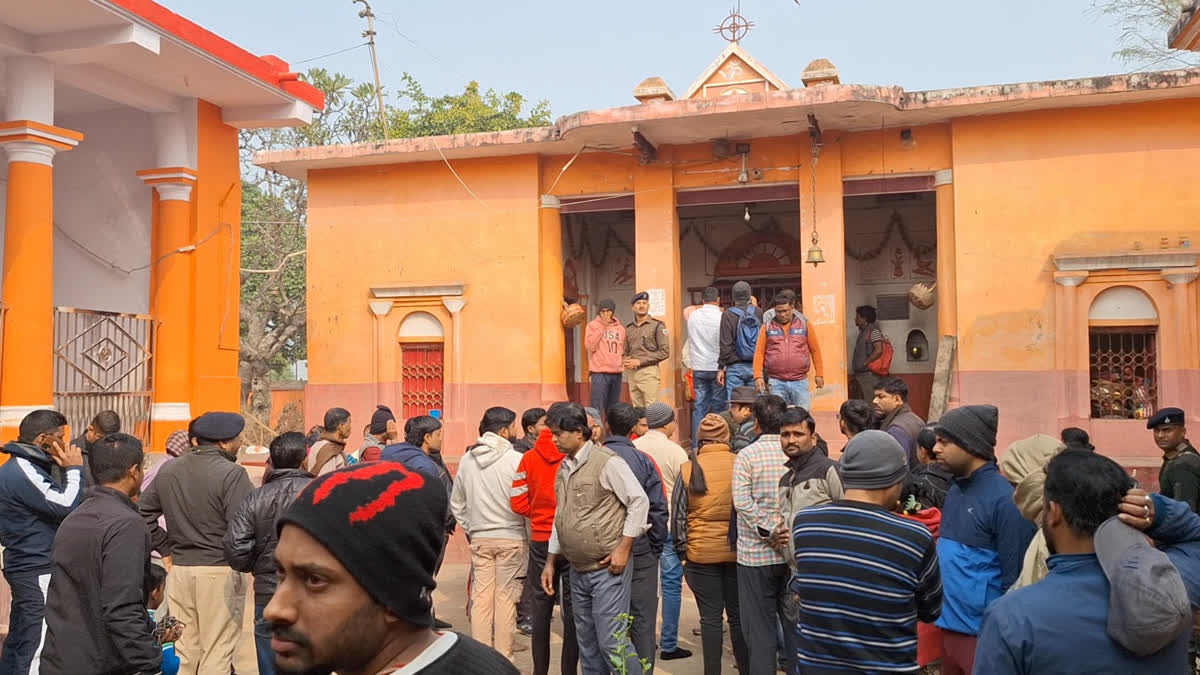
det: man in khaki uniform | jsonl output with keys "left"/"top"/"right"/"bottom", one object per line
{"left": 623, "top": 291, "right": 669, "bottom": 407}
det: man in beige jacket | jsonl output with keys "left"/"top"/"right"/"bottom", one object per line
{"left": 997, "top": 433, "right": 1068, "bottom": 590}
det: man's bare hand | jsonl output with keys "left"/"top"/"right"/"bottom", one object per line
{"left": 754, "top": 378, "right": 766, "bottom": 394}
{"left": 1118, "top": 488, "right": 1155, "bottom": 531}
{"left": 541, "top": 562, "right": 556, "bottom": 596}
{"left": 604, "top": 545, "right": 632, "bottom": 575}
{"left": 46, "top": 438, "right": 83, "bottom": 468}
{"left": 814, "top": 376, "right": 825, "bottom": 390}
{"left": 717, "top": 370, "right": 726, "bottom": 387}
{"left": 769, "top": 526, "right": 790, "bottom": 552}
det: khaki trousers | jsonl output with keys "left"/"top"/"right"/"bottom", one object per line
{"left": 629, "top": 365, "right": 661, "bottom": 408}
{"left": 468, "top": 538, "right": 527, "bottom": 661}
{"left": 168, "top": 565, "right": 247, "bottom": 675}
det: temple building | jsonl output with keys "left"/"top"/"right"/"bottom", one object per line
{"left": 259, "top": 38, "right": 1200, "bottom": 476}
{"left": 0, "top": 0, "right": 322, "bottom": 448}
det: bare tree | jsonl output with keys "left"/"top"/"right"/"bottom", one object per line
{"left": 1091, "top": 0, "right": 1200, "bottom": 68}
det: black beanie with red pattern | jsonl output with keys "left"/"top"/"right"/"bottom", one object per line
{"left": 278, "top": 461, "right": 447, "bottom": 626}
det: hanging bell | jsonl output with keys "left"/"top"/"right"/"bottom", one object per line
{"left": 805, "top": 243, "right": 825, "bottom": 266}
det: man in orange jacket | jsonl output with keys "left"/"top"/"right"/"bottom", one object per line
{"left": 510, "top": 413, "right": 579, "bottom": 675}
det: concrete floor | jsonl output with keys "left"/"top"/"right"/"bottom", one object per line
{"left": 234, "top": 561, "right": 736, "bottom": 674}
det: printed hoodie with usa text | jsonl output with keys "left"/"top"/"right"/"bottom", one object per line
{"left": 0, "top": 441, "right": 84, "bottom": 573}
{"left": 511, "top": 428, "right": 565, "bottom": 542}
{"left": 450, "top": 432, "right": 526, "bottom": 540}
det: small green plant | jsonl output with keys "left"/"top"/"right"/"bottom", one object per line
{"left": 608, "top": 612, "right": 651, "bottom": 674}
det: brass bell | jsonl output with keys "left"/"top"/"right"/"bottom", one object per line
{"left": 805, "top": 244, "right": 825, "bottom": 266}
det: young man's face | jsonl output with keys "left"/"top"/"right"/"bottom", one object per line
{"left": 773, "top": 303, "right": 793, "bottom": 324}
{"left": 527, "top": 416, "right": 548, "bottom": 438}
{"left": 424, "top": 428, "right": 444, "bottom": 453}
{"left": 780, "top": 422, "right": 815, "bottom": 458}
{"left": 1154, "top": 424, "right": 1187, "bottom": 451}
{"left": 634, "top": 418, "right": 649, "bottom": 437}
{"left": 730, "top": 403, "right": 753, "bottom": 424}
{"left": 265, "top": 526, "right": 395, "bottom": 675}
{"left": 873, "top": 390, "right": 903, "bottom": 416}
{"left": 599, "top": 309, "right": 614, "bottom": 322}
{"left": 551, "top": 425, "right": 585, "bottom": 454}
{"left": 588, "top": 416, "right": 604, "bottom": 441}
{"left": 854, "top": 313, "right": 867, "bottom": 330}
{"left": 933, "top": 435, "right": 976, "bottom": 477}
{"left": 632, "top": 299, "right": 650, "bottom": 316}
{"left": 86, "top": 424, "right": 102, "bottom": 443}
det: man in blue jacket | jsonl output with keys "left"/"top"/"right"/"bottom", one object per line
{"left": 604, "top": 402, "right": 669, "bottom": 671}
{"left": 380, "top": 414, "right": 456, "bottom": 628}
{"left": 974, "top": 450, "right": 1192, "bottom": 674}
{"left": 0, "top": 410, "right": 85, "bottom": 675}
{"left": 931, "top": 404, "right": 1036, "bottom": 675}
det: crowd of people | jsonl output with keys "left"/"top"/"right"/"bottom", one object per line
{"left": 0, "top": 284, "right": 1197, "bottom": 674}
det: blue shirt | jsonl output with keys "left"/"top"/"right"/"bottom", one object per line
{"left": 1147, "top": 493, "right": 1200, "bottom": 608}
{"left": 974, "top": 554, "right": 1190, "bottom": 674}
{"left": 935, "top": 463, "right": 1036, "bottom": 636}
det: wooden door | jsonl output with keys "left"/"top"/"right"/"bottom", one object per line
{"left": 400, "top": 342, "right": 445, "bottom": 419}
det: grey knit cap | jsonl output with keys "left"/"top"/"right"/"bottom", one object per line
{"left": 645, "top": 402, "right": 675, "bottom": 429}
{"left": 839, "top": 430, "right": 909, "bottom": 490}
{"left": 935, "top": 405, "right": 999, "bottom": 461}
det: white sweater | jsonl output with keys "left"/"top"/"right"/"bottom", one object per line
{"left": 449, "top": 432, "right": 527, "bottom": 540}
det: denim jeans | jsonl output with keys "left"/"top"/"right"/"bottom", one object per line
{"left": 768, "top": 377, "right": 811, "bottom": 410}
{"left": 589, "top": 372, "right": 623, "bottom": 422}
{"left": 255, "top": 600, "right": 276, "bottom": 675}
{"left": 691, "top": 370, "right": 728, "bottom": 446}
{"left": 725, "top": 362, "right": 754, "bottom": 400}
{"left": 659, "top": 545, "right": 683, "bottom": 652}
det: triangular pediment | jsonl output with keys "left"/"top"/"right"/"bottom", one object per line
{"left": 684, "top": 42, "right": 790, "bottom": 100}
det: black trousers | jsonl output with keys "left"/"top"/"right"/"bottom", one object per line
{"left": 528, "top": 540, "right": 578, "bottom": 675}
{"left": 0, "top": 569, "right": 48, "bottom": 675}
{"left": 630, "top": 550, "right": 660, "bottom": 671}
{"left": 589, "top": 373, "right": 623, "bottom": 422}
{"left": 737, "top": 563, "right": 793, "bottom": 675}
{"left": 685, "top": 561, "right": 749, "bottom": 675}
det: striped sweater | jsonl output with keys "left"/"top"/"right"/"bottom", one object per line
{"left": 788, "top": 500, "right": 942, "bottom": 674}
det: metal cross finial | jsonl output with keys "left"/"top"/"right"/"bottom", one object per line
{"left": 715, "top": 4, "right": 754, "bottom": 43}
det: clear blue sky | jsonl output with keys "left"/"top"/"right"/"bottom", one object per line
{"left": 169, "top": 0, "right": 1137, "bottom": 118}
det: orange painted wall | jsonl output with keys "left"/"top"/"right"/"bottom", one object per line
{"left": 305, "top": 155, "right": 543, "bottom": 447}
{"left": 191, "top": 100, "right": 242, "bottom": 416}
{"left": 950, "top": 99, "right": 1200, "bottom": 374}
{"left": 840, "top": 124, "right": 952, "bottom": 177}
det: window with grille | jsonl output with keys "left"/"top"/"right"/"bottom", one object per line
{"left": 1089, "top": 328, "right": 1157, "bottom": 420}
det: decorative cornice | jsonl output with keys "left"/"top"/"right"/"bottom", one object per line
{"left": 150, "top": 402, "right": 192, "bottom": 421}
{"left": 1054, "top": 271, "right": 1089, "bottom": 287}
{"left": 0, "top": 120, "right": 84, "bottom": 156}
{"left": 1162, "top": 266, "right": 1200, "bottom": 287}
{"left": 443, "top": 297, "right": 467, "bottom": 314}
{"left": 0, "top": 404, "right": 54, "bottom": 427}
{"left": 368, "top": 301, "right": 393, "bottom": 317}
{"left": 138, "top": 167, "right": 198, "bottom": 202}
{"left": 1054, "top": 251, "right": 1198, "bottom": 273}
{"left": 2, "top": 142, "right": 57, "bottom": 166}
{"left": 371, "top": 282, "right": 466, "bottom": 299}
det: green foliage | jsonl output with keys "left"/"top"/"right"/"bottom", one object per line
{"left": 1090, "top": 0, "right": 1200, "bottom": 68}
{"left": 607, "top": 612, "right": 651, "bottom": 674}
{"left": 238, "top": 70, "right": 550, "bottom": 414}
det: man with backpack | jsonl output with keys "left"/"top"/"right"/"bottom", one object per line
{"left": 852, "top": 305, "right": 890, "bottom": 400}
{"left": 752, "top": 293, "right": 824, "bottom": 409}
{"left": 719, "top": 281, "right": 763, "bottom": 404}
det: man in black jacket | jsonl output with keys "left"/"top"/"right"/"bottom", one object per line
{"left": 40, "top": 432, "right": 159, "bottom": 675}
{"left": 67, "top": 409, "right": 120, "bottom": 487}
{"left": 224, "top": 431, "right": 312, "bottom": 675}
{"left": 141, "top": 411, "right": 253, "bottom": 674}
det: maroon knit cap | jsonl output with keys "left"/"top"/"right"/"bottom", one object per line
{"left": 278, "top": 462, "right": 447, "bottom": 626}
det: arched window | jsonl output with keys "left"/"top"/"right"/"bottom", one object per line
{"left": 1088, "top": 287, "right": 1157, "bottom": 420}
{"left": 398, "top": 311, "right": 444, "bottom": 339}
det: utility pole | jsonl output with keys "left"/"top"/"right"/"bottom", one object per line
{"left": 352, "top": 0, "right": 389, "bottom": 139}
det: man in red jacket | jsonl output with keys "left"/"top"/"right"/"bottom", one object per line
{"left": 510, "top": 415, "right": 579, "bottom": 675}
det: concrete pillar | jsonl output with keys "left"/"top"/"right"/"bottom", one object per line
{"left": 633, "top": 153, "right": 681, "bottom": 408}
{"left": 139, "top": 168, "right": 198, "bottom": 449}
{"left": 799, "top": 133, "right": 846, "bottom": 411}
{"left": 934, "top": 169, "right": 957, "bottom": 340}
{"left": 0, "top": 121, "right": 83, "bottom": 438}
{"left": 1164, "top": 267, "right": 1199, "bottom": 406}
{"left": 4, "top": 57, "right": 54, "bottom": 124}
{"left": 539, "top": 195, "right": 567, "bottom": 402}
{"left": 369, "top": 301, "right": 393, "bottom": 405}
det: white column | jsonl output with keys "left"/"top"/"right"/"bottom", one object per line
{"left": 443, "top": 297, "right": 467, "bottom": 419}
{"left": 369, "top": 301, "right": 393, "bottom": 404}
{"left": 5, "top": 57, "right": 54, "bottom": 124}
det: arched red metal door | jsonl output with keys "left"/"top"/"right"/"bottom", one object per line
{"left": 400, "top": 342, "right": 445, "bottom": 419}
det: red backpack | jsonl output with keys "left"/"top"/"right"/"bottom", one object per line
{"left": 868, "top": 332, "right": 894, "bottom": 375}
